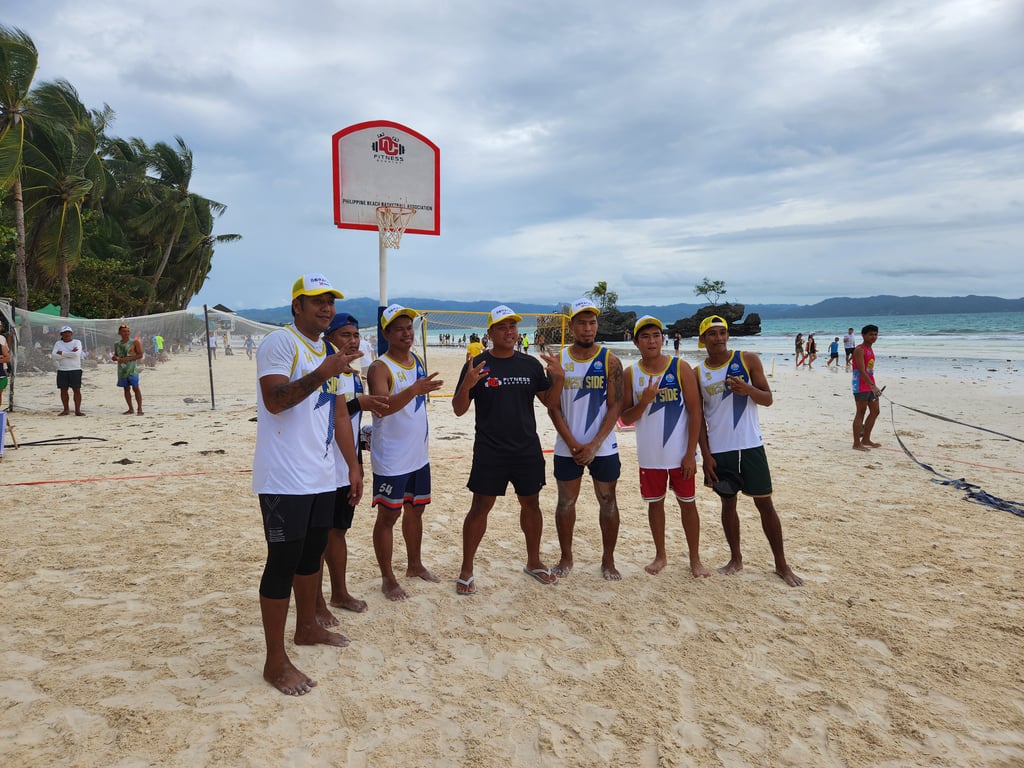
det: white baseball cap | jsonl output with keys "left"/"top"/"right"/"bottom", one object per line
{"left": 487, "top": 305, "right": 523, "bottom": 328}
{"left": 569, "top": 298, "right": 600, "bottom": 319}
{"left": 381, "top": 303, "right": 418, "bottom": 329}
{"left": 59, "top": 325, "right": 73, "bottom": 334}
{"left": 632, "top": 316, "right": 663, "bottom": 337}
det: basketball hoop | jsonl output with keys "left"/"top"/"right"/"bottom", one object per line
{"left": 376, "top": 205, "right": 416, "bottom": 250}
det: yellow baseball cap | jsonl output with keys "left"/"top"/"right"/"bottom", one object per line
{"left": 487, "top": 305, "right": 523, "bottom": 328}
{"left": 697, "top": 315, "right": 728, "bottom": 348}
{"left": 569, "top": 298, "right": 600, "bottom": 319}
{"left": 632, "top": 315, "right": 663, "bottom": 337}
{"left": 381, "top": 303, "right": 418, "bottom": 329}
{"left": 292, "top": 273, "right": 344, "bottom": 300}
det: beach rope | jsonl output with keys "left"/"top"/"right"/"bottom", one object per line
{"left": 884, "top": 396, "right": 1024, "bottom": 518}
{"left": 3, "top": 435, "right": 108, "bottom": 449}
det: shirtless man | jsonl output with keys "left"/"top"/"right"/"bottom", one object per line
{"left": 367, "top": 304, "right": 444, "bottom": 600}
{"left": 695, "top": 315, "right": 803, "bottom": 587}
{"left": 852, "top": 324, "right": 882, "bottom": 451}
{"left": 620, "top": 316, "right": 710, "bottom": 578}
{"left": 253, "top": 273, "right": 360, "bottom": 695}
{"left": 547, "top": 298, "right": 624, "bottom": 580}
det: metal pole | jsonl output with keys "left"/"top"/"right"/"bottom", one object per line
{"left": 203, "top": 304, "right": 216, "bottom": 410}
{"left": 377, "top": 236, "right": 388, "bottom": 357}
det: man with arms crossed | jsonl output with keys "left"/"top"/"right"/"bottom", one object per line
{"left": 695, "top": 315, "right": 803, "bottom": 587}
{"left": 851, "top": 324, "right": 882, "bottom": 452}
{"left": 548, "top": 298, "right": 624, "bottom": 581}
{"left": 453, "top": 305, "right": 565, "bottom": 594}
{"left": 253, "top": 273, "right": 358, "bottom": 695}
{"left": 367, "top": 304, "right": 444, "bottom": 601}
{"left": 620, "top": 316, "right": 710, "bottom": 578}
{"left": 52, "top": 325, "right": 84, "bottom": 416}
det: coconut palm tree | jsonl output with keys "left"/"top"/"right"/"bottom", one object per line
{"left": 0, "top": 25, "right": 39, "bottom": 312}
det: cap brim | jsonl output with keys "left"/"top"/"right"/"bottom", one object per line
{"left": 489, "top": 314, "right": 523, "bottom": 328}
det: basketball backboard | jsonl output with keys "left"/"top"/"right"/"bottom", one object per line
{"left": 332, "top": 120, "right": 440, "bottom": 236}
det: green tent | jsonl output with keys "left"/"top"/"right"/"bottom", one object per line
{"left": 33, "top": 303, "right": 86, "bottom": 319}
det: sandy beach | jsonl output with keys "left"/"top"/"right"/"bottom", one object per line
{"left": 2, "top": 344, "right": 1022, "bottom": 767}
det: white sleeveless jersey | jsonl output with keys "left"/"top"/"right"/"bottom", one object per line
{"left": 253, "top": 326, "right": 336, "bottom": 495}
{"left": 331, "top": 370, "right": 364, "bottom": 488}
{"left": 627, "top": 357, "right": 695, "bottom": 469}
{"left": 370, "top": 352, "right": 429, "bottom": 475}
{"left": 554, "top": 346, "right": 618, "bottom": 458}
{"left": 695, "top": 350, "right": 763, "bottom": 453}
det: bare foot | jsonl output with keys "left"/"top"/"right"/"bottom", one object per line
{"left": 691, "top": 562, "right": 712, "bottom": 578}
{"left": 718, "top": 559, "right": 743, "bottom": 575}
{"left": 645, "top": 556, "right": 667, "bottom": 575}
{"left": 316, "top": 606, "right": 339, "bottom": 628}
{"left": 382, "top": 580, "right": 409, "bottom": 601}
{"left": 852, "top": 444, "right": 870, "bottom": 452}
{"left": 136, "top": 409, "right": 144, "bottom": 415}
{"left": 123, "top": 409, "right": 134, "bottom": 415}
{"left": 294, "top": 624, "right": 350, "bottom": 647}
{"left": 777, "top": 567, "right": 804, "bottom": 587}
{"left": 263, "top": 660, "right": 317, "bottom": 696}
{"left": 407, "top": 566, "right": 441, "bottom": 583}
{"left": 330, "top": 595, "right": 368, "bottom": 613}
{"left": 864, "top": 440, "right": 881, "bottom": 448}
{"left": 602, "top": 565, "right": 622, "bottom": 581}
{"left": 59, "top": 410, "right": 70, "bottom": 416}
{"left": 75, "top": 411, "right": 84, "bottom": 416}
{"left": 551, "top": 559, "right": 573, "bottom": 578}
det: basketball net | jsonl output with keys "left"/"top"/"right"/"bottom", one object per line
{"left": 376, "top": 205, "right": 416, "bottom": 250}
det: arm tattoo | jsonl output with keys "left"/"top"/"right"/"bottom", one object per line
{"left": 272, "top": 371, "right": 325, "bottom": 410}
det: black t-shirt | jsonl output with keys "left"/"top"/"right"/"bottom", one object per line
{"left": 456, "top": 351, "right": 551, "bottom": 460}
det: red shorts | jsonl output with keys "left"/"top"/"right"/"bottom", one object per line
{"left": 639, "top": 467, "right": 695, "bottom": 503}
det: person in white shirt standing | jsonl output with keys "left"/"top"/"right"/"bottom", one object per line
{"left": 51, "top": 325, "right": 84, "bottom": 416}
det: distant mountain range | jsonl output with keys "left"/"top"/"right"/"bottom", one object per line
{"left": 233, "top": 294, "right": 1024, "bottom": 326}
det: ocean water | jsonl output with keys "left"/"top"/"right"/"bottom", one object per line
{"left": 603, "top": 312, "right": 1024, "bottom": 382}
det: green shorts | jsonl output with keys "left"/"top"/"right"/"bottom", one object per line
{"left": 708, "top": 445, "right": 773, "bottom": 498}
{"left": 0, "top": 376, "right": 7, "bottom": 392}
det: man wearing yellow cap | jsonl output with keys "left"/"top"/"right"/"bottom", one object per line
{"left": 694, "top": 315, "right": 803, "bottom": 587}
{"left": 253, "top": 273, "right": 363, "bottom": 695}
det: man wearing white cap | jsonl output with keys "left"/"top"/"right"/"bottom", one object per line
{"left": 253, "top": 273, "right": 361, "bottom": 695}
{"left": 694, "top": 315, "right": 803, "bottom": 587}
{"left": 547, "top": 298, "right": 624, "bottom": 580}
{"left": 620, "top": 316, "right": 710, "bottom": 578}
{"left": 366, "top": 303, "right": 444, "bottom": 601}
{"left": 52, "top": 325, "right": 84, "bottom": 416}
{"left": 452, "top": 305, "right": 565, "bottom": 594}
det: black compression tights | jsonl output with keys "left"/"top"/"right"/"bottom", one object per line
{"left": 259, "top": 527, "right": 329, "bottom": 599}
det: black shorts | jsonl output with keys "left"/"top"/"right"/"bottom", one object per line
{"left": 56, "top": 369, "right": 83, "bottom": 389}
{"left": 258, "top": 491, "right": 335, "bottom": 544}
{"left": 853, "top": 391, "right": 877, "bottom": 402}
{"left": 332, "top": 485, "right": 356, "bottom": 530}
{"left": 468, "top": 456, "right": 546, "bottom": 497}
{"left": 707, "top": 446, "right": 773, "bottom": 497}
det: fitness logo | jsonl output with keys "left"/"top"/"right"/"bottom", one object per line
{"left": 371, "top": 132, "right": 406, "bottom": 163}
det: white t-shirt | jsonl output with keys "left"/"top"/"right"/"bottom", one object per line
{"left": 627, "top": 357, "right": 695, "bottom": 469}
{"left": 370, "top": 352, "right": 430, "bottom": 476}
{"left": 252, "top": 326, "right": 336, "bottom": 495}
{"left": 553, "top": 346, "right": 618, "bottom": 458}
{"left": 51, "top": 339, "right": 83, "bottom": 371}
{"left": 332, "top": 371, "right": 363, "bottom": 488}
{"left": 695, "top": 351, "right": 764, "bottom": 453}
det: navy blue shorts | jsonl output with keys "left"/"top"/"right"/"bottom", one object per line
{"left": 553, "top": 453, "right": 621, "bottom": 483}
{"left": 372, "top": 464, "right": 431, "bottom": 510}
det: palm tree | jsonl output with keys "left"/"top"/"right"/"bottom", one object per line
{"left": 0, "top": 25, "right": 39, "bottom": 312}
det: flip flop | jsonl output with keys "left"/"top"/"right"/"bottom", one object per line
{"left": 455, "top": 575, "right": 476, "bottom": 596}
{"left": 523, "top": 567, "right": 557, "bottom": 585}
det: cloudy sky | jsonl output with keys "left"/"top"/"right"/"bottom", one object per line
{"left": 8, "top": 1, "right": 1024, "bottom": 310}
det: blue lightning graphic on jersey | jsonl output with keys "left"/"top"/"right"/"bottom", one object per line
{"left": 414, "top": 358, "right": 427, "bottom": 411}
{"left": 720, "top": 351, "right": 750, "bottom": 427}
{"left": 647, "top": 365, "right": 683, "bottom": 446}
{"left": 573, "top": 351, "right": 608, "bottom": 432}
{"left": 315, "top": 384, "right": 335, "bottom": 457}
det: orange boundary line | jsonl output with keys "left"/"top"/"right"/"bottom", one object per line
{"left": 874, "top": 446, "right": 1024, "bottom": 476}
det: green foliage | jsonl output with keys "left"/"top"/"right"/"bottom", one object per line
{"left": 694, "top": 277, "right": 727, "bottom": 305}
{"left": 585, "top": 280, "right": 619, "bottom": 313}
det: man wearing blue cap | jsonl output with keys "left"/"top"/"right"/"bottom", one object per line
{"left": 253, "top": 273, "right": 364, "bottom": 695}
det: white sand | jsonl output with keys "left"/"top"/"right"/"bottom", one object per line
{"left": 2, "top": 346, "right": 1023, "bottom": 766}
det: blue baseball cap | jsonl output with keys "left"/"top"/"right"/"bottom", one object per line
{"left": 325, "top": 312, "right": 359, "bottom": 335}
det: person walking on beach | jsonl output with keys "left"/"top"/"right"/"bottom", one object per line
{"left": 826, "top": 337, "right": 841, "bottom": 368}
{"left": 208, "top": 331, "right": 217, "bottom": 359}
{"left": 806, "top": 333, "right": 818, "bottom": 368}
{"left": 620, "top": 316, "right": 710, "bottom": 578}
{"left": 843, "top": 328, "right": 856, "bottom": 369}
{"left": 52, "top": 326, "right": 84, "bottom": 416}
{"left": 113, "top": 324, "right": 144, "bottom": 415}
{"left": 695, "top": 315, "right": 803, "bottom": 587}
{"left": 253, "top": 273, "right": 358, "bottom": 696}
{"left": 547, "top": 298, "right": 624, "bottom": 581}
{"left": 794, "top": 333, "right": 806, "bottom": 367}
{"left": 851, "top": 324, "right": 882, "bottom": 452}
{"left": 366, "top": 304, "right": 444, "bottom": 601}
{"left": 452, "top": 305, "right": 565, "bottom": 595}
{"left": 314, "top": 312, "right": 388, "bottom": 626}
